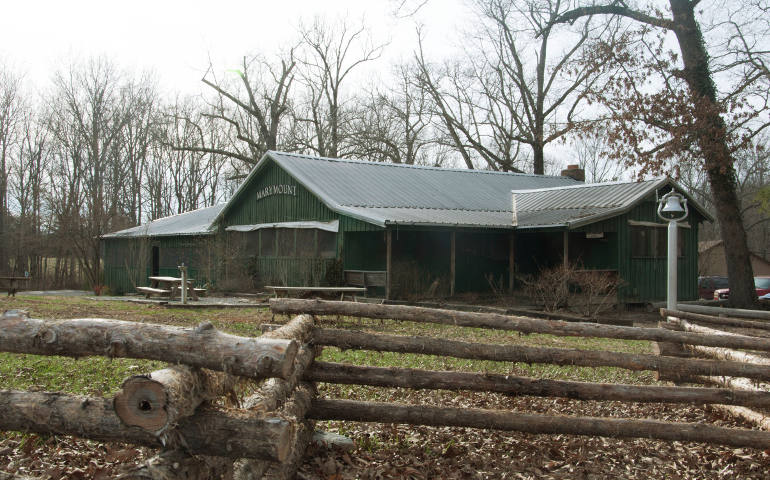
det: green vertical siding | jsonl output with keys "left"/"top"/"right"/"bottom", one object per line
{"left": 344, "top": 231, "right": 387, "bottom": 270}
{"left": 223, "top": 160, "right": 380, "bottom": 233}
{"left": 615, "top": 198, "right": 702, "bottom": 303}
{"left": 220, "top": 159, "right": 382, "bottom": 287}
{"left": 103, "top": 235, "right": 216, "bottom": 295}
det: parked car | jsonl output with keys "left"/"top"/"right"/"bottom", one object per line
{"left": 698, "top": 276, "right": 729, "bottom": 300}
{"left": 713, "top": 276, "right": 770, "bottom": 300}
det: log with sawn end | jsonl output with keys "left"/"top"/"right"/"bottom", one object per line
{"left": 0, "top": 390, "right": 293, "bottom": 461}
{"left": 114, "top": 365, "right": 239, "bottom": 434}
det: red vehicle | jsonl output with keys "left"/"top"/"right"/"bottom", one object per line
{"left": 698, "top": 276, "right": 728, "bottom": 300}
{"left": 713, "top": 276, "right": 770, "bottom": 300}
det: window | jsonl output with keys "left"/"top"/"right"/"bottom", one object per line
{"left": 260, "top": 228, "right": 276, "bottom": 256}
{"left": 257, "top": 227, "right": 336, "bottom": 258}
{"left": 318, "top": 230, "right": 337, "bottom": 258}
{"left": 631, "top": 226, "right": 683, "bottom": 258}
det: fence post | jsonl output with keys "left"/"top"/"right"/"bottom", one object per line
{"left": 179, "top": 263, "right": 188, "bottom": 304}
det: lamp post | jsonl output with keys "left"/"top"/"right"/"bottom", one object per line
{"left": 657, "top": 191, "right": 689, "bottom": 311}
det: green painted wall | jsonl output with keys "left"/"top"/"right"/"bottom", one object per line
{"left": 344, "top": 231, "right": 387, "bottom": 271}
{"left": 512, "top": 195, "right": 703, "bottom": 303}
{"left": 616, "top": 199, "right": 702, "bottom": 303}
{"left": 223, "top": 160, "right": 378, "bottom": 232}
{"left": 221, "top": 159, "right": 381, "bottom": 287}
{"left": 103, "top": 235, "right": 217, "bottom": 295}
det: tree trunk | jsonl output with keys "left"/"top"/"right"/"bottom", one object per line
{"left": 0, "top": 390, "right": 293, "bottom": 461}
{"left": 270, "top": 298, "right": 770, "bottom": 352}
{"left": 674, "top": 319, "right": 770, "bottom": 367}
{"left": 308, "top": 399, "right": 770, "bottom": 449}
{"left": 307, "top": 361, "right": 770, "bottom": 408}
{"left": 114, "top": 365, "right": 239, "bottom": 435}
{"left": 311, "top": 328, "right": 770, "bottom": 383}
{"left": 261, "top": 383, "right": 316, "bottom": 480}
{"left": 0, "top": 312, "right": 297, "bottom": 380}
{"left": 669, "top": 0, "right": 756, "bottom": 308}
{"left": 532, "top": 141, "right": 545, "bottom": 175}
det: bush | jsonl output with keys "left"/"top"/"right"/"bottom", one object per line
{"left": 519, "top": 263, "right": 623, "bottom": 318}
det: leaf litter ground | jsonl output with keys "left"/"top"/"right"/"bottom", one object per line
{"left": 1, "top": 296, "right": 769, "bottom": 479}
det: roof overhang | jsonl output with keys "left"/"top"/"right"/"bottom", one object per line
{"left": 225, "top": 220, "right": 339, "bottom": 233}
{"left": 510, "top": 177, "right": 713, "bottom": 231}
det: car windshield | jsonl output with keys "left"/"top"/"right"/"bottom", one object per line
{"left": 714, "top": 278, "right": 729, "bottom": 288}
{"left": 755, "top": 277, "right": 770, "bottom": 289}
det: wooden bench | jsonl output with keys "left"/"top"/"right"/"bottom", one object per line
{"left": 344, "top": 270, "right": 387, "bottom": 295}
{"left": 136, "top": 286, "right": 172, "bottom": 298}
{"left": 265, "top": 286, "right": 367, "bottom": 301}
{"left": 193, "top": 288, "right": 207, "bottom": 297}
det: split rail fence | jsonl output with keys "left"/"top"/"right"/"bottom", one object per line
{"left": 3, "top": 300, "right": 770, "bottom": 479}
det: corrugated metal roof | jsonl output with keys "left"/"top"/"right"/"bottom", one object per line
{"left": 218, "top": 151, "right": 581, "bottom": 228}
{"left": 102, "top": 204, "right": 225, "bottom": 238}
{"left": 512, "top": 178, "right": 712, "bottom": 229}
{"left": 267, "top": 151, "right": 578, "bottom": 211}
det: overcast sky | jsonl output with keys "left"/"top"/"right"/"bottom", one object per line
{"left": 1, "top": 0, "right": 469, "bottom": 94}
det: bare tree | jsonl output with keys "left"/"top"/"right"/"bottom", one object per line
{"left": 154, "top": 97, "right": 230, "bottom": 216}
{"left": 552, "top": 0, "right": 769, "bottom": 307}
{"left": 120, "top": 75, "right": 158, "bottom": 225}
{"left": 295, "top": 16, "right": 387, "bottom": 158}
{"left": 187, "top": 52, "right": 297, "bottom": 168}
{"left": 0, "top": 64, "right": 23, "bottom": 273}
{"left": 46, "top": 58, "right": 131, "bottom": 287}
{"left": 9, "top": 109, "right": 49, "bottom": 281}
{"left": 413, "top": 0, "right": 615, "bottom": 173}
{"left": 572, "top": 127, "right": 624, "bottom": 182}
{"left": 347, "top": 64, "right": 441, "bottom": 165}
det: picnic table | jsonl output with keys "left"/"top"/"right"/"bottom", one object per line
{"left": 137, "top": 276, "right": 204, "bottom": 301}
{"left": 0, "top": 276, "right": 31, "bottom": 297}
{"left": 265, "top": 285, "right": 366, "bottom": 301}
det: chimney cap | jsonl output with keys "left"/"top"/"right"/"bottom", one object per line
{"left": 561, "top": 165, "right": 585, "bottom": 182}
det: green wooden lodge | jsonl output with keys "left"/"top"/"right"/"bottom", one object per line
{"left": 102, "top": 151, "right": 711, "bottom": 303}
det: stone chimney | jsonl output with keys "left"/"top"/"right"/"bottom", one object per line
{"left": 561, "top": 164, "right": 585, "bottom": 182}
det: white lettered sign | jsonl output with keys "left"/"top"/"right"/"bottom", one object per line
{"left": 256, "top": 184, "right": 298, "bottom": 200}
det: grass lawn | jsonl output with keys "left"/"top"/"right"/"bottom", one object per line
{"left": 1, "top": 295, "right": 768, "bottom": 479}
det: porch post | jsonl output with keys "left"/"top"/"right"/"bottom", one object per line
{"left": 386, "top": 229, "right": 392, "bottom": 300}
{"left": 508, "top": 232, "right": 515, "bottom": 293}
{"left": 450, "top": 232, "right": 456, "bottom": 297}
{"left": 563, "top": 230, "right": 569, "bottom": 270}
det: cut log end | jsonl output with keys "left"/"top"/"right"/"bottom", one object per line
{"left": 114, "top": 377, "right": 168, "bottom": 432}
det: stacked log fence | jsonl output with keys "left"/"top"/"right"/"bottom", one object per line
{"left": 5, "top": 299, "right": 770, "bottom": 479}
{"left": 0, "top": 309, "right": 319, "bottom": 479}
{"left": 270, "top": 299, "right": 770, "bottom": 451}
